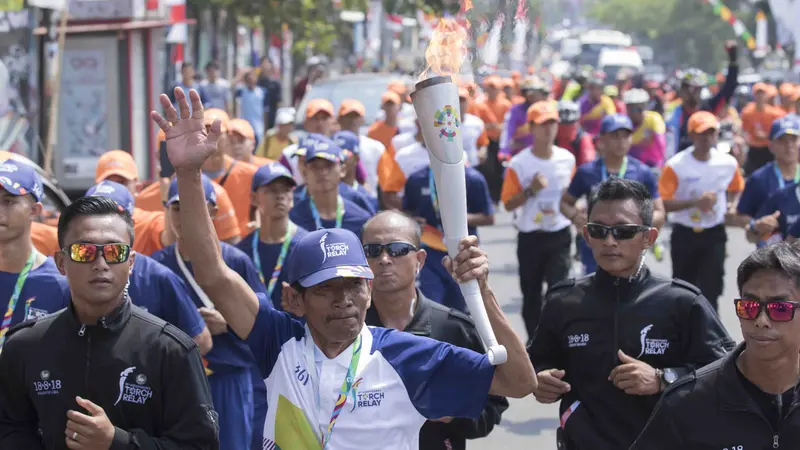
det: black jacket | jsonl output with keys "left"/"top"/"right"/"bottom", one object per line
{"left": 631, "top": 342, "right": 800, "bottom": 449}
{"left": 0, "top": 298, "right": 219, "bottom": 450}
{"left": 365, "top": 291, "right": 509, "bottom": 450}
{"left": 528, "top": 266, "right": 735, "bottom": 450}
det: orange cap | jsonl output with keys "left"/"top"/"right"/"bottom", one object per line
{"left": 204, "top": 108, "right": 230, "bottom": 132}
{"left": 526, "top": 101, "right": 560, "bottom": 124}
{"left": 228, "top": 118, "right": 255, "bottom": 140}
{"left": 306, "top": 99, "right": 335, "bottom": 119}
{"left": 95, "top": 150, "right": 138, "bottom": 183}
{"left": 388, "top": 80, "right": 408, "bottom": 96}
{"left": 753, "top": 83, "right": 770, "bottom": 94}
{"left": 780, "top": 83, "right": 796, "bottom": 98}
{"left": 381, "top": 91, "right": 402, "bottom": 105}
{"left": 338, "top": 99, "right": 366, "bottom": 117}
{"left": 688, "top": 111, "right": 720, "bottom": 134}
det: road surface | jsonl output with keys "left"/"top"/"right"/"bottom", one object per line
{"left": 467, "top": 211, "right": 748, "bottom": 449}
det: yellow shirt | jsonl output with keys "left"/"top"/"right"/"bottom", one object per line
{"left": 257, "top": 130, "right": 296, "bottom": 160}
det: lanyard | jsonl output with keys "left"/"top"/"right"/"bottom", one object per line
{"left": 303, "top": 328, "right": 362, "bottom": 449}
{"left": 309, "top": 195, "right": 344, "bottom": 230}
{"left": 0, "top": 251, "right": 37, "bottom": 348}
{"left": 175, "top": 245, "right": 215, "bottom": 310}
{"left": 600, "top": 157, "right": 628, "bottom": 181}
{"left": 252, "top": 223, "right": 296, "bottom": 298}
{"left": 774, "top": 162, "right": 800, "bottom": 190}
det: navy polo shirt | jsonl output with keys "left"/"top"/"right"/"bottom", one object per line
{"left": 567, "top": 156, "right": 659, "bottom": 199}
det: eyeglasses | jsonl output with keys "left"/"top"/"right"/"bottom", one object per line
{"left": 735, "top": 299, "right": 800, "bottom": 322}
{"left": 362, "top": 242, "right": 417, "bottom": 258}
{"left": 63, "top": 243, "right": 131, "bottom": 264}
{"left": 586, "top": 223, "right": 650, "bottom": 241}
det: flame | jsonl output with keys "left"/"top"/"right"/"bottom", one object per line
{"left": 419, "top": 18, "right": 469, "bottom": 82}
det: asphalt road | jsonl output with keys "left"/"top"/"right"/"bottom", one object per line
{"left": 467, "top": 211, "right": 749, "bottom": 449}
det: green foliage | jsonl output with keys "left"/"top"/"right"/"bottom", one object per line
{"left": 588, "top": 0, "right": 745, "bottom": 71}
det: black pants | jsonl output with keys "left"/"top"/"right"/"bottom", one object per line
{"left": 670, "top": 224, "right": 727, "bottom": 311}
{"left": 518, "top": 227, "right": 572, "bottom": 339}
{"left": 744, "top": 146, "right": 773, "bottom": 177}
{"left": 476, "top": 139, "right": 503, "bottom": 204}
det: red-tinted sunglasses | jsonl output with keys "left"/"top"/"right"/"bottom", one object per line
{"left": 734, "top": 298, "right": 800, "bottom": 322}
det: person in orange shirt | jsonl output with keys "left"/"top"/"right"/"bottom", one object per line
{"left": 132, "top": 129, "right": 243, "bottom": 244}
{"left": 30, "top": 222, "right": 60, "bottom": 256}
{"left": 227, "top": 118, "right": 272, "bottom": 167}
{"left": 199, "top": 109, "right": 258, "bottom": 238}
{"left": 741, "top": 83, "right": 787, "bottom": 176}
{"left": 779, "top": 82, "right": 797, "bottom": 114}
{"left": 367, "top": 91, "right": 402, "bottom": 152}
{"left": 478, "top": 76, "right": 513, "bottom": 203}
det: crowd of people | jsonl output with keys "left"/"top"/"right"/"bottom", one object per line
{"left": 0, "top": 40, "right": 799, "bottom": 449}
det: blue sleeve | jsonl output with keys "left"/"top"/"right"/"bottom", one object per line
{"left": 755, "top": 193, "right": 778, "bottom": 220}
{"left": 234, "top": 88, "right": 243, "bottom": 99}
{"left": 401, "top": 180, "right": 415, "bottom": 212}
{"left": 372, "top": 328, "right": 495, "bottom": 420}
{"left": 566, "top": 170, "right": 587, "bottom": 199}
{"left": 736, "top": 178, "right": 763, "bottom": 217}
{"left": 467, "top": 171, "right": 494, "bottom": 215}
{"left": 640, "top": 169, "right": 659, "bottom": 199}
{"left": 355, "top": 192, "right": 377, "bottom": 215}
{"left": 246, "top": 297, "right": 305, "bottom": 377}
{"left": 159, "top": 274, "right": 206, "bottom": 338}
{"left": 236, "top": 253, "right": 268, "bottom": 296}
{"left": 263, "top": 89, "right": 270, "bottom": 109}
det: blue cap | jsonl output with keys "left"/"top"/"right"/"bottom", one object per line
{"left": 286, "top": 228, "right": 374, "bottom": 287}
{"left": 770, "top": 115, "right": 800, "bottom": 141}
{"left": 333, "top": 131, "right": 360, "bottom": 158}
{"left": 252, "top": 162, "right": 297, "bottom": 191}
{"left": 600, "top": 114, "right": 634, "bottom": 134}
{"left": 0, "top": 161, "right": 43, "bottom": 201}
{"left": 303, "top": 135, "right": 342, "bottom": 163}
{"left": 85, "top": 180, "right": 135, "bottom": 215}
{"left": 293, "top": 133, "right": 327, "bottom": 158}
{"left": 166, "top": 174, "right": 217, "bottom": 206}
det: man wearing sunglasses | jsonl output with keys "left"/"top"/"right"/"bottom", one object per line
{"left": 152, "top": 87, "right": 536, "bottom": 450}
{"left": 85, "top": 180, "right": 213, "bottom": 356}
{"left": 0, "top": 196, "right": 219, "bottom": 449}
{"left": 361, "top": 211, "right": 509, "bottom": 450}
{"left": 632, "top": 242, "right": 800, "bottom": 449}
{"left": 0, "top": 161, "right": 69, "bottom": 336}
{"left": 152, "top": 174, "right": 269, "bottom": 450}
{"left": 529, "top": 177, "right": 733, "bottom": 450}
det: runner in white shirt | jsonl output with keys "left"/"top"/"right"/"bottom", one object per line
{"left": 151, "top": 88, "right": 537, "bottom": 450}
{"left": 336, "top": 99, "right": 386, "bottom": 197}
{"left": 458, "top": 88, "right": 490, "bottom": 167}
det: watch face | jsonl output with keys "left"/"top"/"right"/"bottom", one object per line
{"left": 664, "top": 369, "right": 678, "bottom": 383}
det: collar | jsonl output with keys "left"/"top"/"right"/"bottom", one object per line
{"left": 594, "top": 263, "right": 649, "bottom": 291}
{"left": 718, "top": 342, "right": 800, "bottom": 411}
{"left": 66, "top": 294, "right": 132, "bottom": 334}
{"left": 307, "top": 324, "right": 371, "bottom": 369}
{"left": 365, "top": 289, "right": 432, "bottom": 336}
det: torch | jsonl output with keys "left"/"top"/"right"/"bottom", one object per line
{"left": 411, "top": 76, "right": 508, "bottom": 365}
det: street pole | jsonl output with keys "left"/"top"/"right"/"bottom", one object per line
{"left": 43, "top": 9, "right": 68, "bottom": 177}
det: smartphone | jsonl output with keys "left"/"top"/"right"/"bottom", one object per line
{"left": 159, "top": 141, "right": 174, "bottom": 178}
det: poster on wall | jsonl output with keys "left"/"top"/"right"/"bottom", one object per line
{"left": 58, "top": 49, "right": 108, "bottom": 178}
{"left": 0, "top": 9, "right": 38, "bottom": 160}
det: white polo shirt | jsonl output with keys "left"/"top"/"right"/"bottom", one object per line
{"left": 247, "top": 299, "right": 495, "bottom": 450}
{"left": 357, "top": 135, "right": 385, "bottom": 197}
{"left": 461, "top": 113, "right": 487, "bottom": 167}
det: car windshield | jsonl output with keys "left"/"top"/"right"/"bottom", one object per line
{"left": 297, "top": 77, "right": 404, "bottom": 125}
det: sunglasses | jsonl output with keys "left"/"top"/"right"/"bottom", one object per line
{"left": 735, "top": 299, "right": 800, "bottom": 322}
{"left": 586, "top": 223, "right": 650, "bottom": 241}
{"left": 63, "top": 243, "right": 131, "bottom": 264}
{"left": 362, "top": 242, "right": 417, "bottom": 258}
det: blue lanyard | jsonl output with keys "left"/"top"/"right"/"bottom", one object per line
{"left": 309, "top": 195, "right": 344, "bottom": 230}
{"left": 600, "top": 157, "right": 628, "bottom": 181}
{"left": 774, "top": 162, "right": 800, "bottom": 190}
{"left": 252, "top": 223, "right": 296, "bottom": 298}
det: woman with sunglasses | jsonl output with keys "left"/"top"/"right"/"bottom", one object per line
{"left": 0, "top": 196, "right": 219, "bottom": 449}
{"left": 632, "top": 241, "right": 800, "bottom": 449}
{"left": 529, "top": 177, "right": 733, "bottom": 450}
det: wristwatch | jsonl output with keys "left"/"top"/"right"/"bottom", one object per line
{"left": 662, "top": 368, "right": 679, "bottom": 385}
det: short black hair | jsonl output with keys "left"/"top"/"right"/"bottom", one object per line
{"left": 205, "top": 61, "right": 219, "bottom": 70}
{"left": 362, "top": 210, "right": 421, "bottom": 247}
{"left": 737, "top": 242, "right": 800, "bottom": 294}
{"left": 587, "top": 178, "right": 654, "bottom": 226}
{"left": 57, "top": 196, "right": 135, "bottom": 248}
{"left": 181, "top": 62, "right": 193, "bottom": 70}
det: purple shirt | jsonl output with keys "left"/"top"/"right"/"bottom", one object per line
{"left": 501, "top": 102, "right": 532, "bottom": 158}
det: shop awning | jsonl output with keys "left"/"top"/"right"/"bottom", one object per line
{"left": 32, "top": 18, "right": 196, "bottom": 35}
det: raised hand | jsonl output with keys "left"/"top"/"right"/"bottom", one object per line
{"left": 150, "top": 87, "right": 221, "bottom": 172}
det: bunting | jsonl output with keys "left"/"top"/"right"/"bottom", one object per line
{"left": 702, "top": 0, "right": 756, "bottom": 50}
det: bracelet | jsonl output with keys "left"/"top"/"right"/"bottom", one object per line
{"left": 655, "top": 368, "right": 664, "bottom": 392}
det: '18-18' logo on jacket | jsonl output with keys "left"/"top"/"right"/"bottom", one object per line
{"left": 114, "top": 366, "right": 153, "bottom": 406}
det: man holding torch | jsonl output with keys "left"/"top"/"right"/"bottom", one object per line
{"left": 150, "top": 87, "right": 535, "bottom": 450}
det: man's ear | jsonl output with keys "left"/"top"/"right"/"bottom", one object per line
{"left": 128, "top": 251, "right": 137, "bottom": 274}
{"left": 581, "top": 225, "right": 590, "bottom": 242}
{"left": 54, "top": 251, "right": 66, "bottom": 275}
{"left": 416, "top": 248, "right": 427, "bottom": 273}
{"left": 251, "top": 192, "right": 260, "bottom": 209}
{"left": 283, "top": 282, "right": 305, "bottom": 317}
{"left": 30, "top": 202, "right": 43, "bottom": 220}
{"left": 643, "top": 227, "right": 659, "bottom": 250}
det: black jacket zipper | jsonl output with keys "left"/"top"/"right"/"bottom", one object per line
{"left": 723, "top": 402, "right": 800, "bottom": 448}
{"left": 78, "top": 324, "right": 91, "bottom": 398}
{"left": 612, "top": 278, "right": 620, "bottom": 366}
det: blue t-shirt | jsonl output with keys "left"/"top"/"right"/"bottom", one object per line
{"left": 567, "top": 157, "right": 660, "bottom": 200}
{"left": 236, "top": 225, "right": 310, "bottom": 309}
{"left": 402, "top": 166, "right": 494, "bottom": 247}
{"left": 737, "top": 163, "right": 799, "bottom": 218}
{"left": 0, "top": 258, "right": 68, "bottom": 328}
{"left": 294, "top": 182, "right": 378, "bottom": 215}
{"left": 289, "top": 195, "right": 372, "bottom": 238}
{"left": 152, "top": 243, "right": 268, "bottom": 373}
{"left": 127, "top": 253, "right": 205, "bottom": 339}
{"left": 169, "top": 82, "right": 209, "bottom": 113}
{"left": 235, "top": 86, "right": 269, "bottom": 140}
{"left": 756, "top": 185, "right": 800, "bottom": 241}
